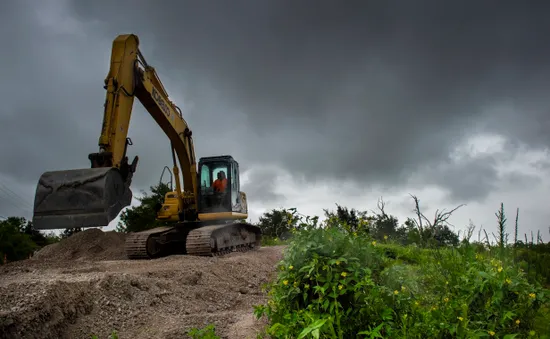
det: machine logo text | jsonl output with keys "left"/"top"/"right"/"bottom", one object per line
{"left": 152, "top": 87, "right": 171, "bottom": 119}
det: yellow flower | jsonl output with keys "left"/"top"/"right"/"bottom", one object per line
{"left": 371, "top": 241, "right": 377, "bottom": 246}
{"left": 488, "top": 330, "right": 495, "bottom": 336}
{"left": 293, "top": 281, "right": 298, "bottom": 287}
{"left": 335, "top": 260, "right": 340, "bottom": 265}
{"left": 288, "top": 265, "right": 293, "bottom": 270}
{"left": 338, "top": 284, "right": 343, "bottom": 290}
{"left": 497, "top": 266, "right": 503, "bottom": 273}
{"left": 444, "top": 297, "right": 449, "bottom": 303}
{"left": 505, "top": 278, "right": 512, "bottom": 284}
{"left": 414, "top": 301, "right": 419, "bottom": 306}
{"left": 401, "top": 286, "right": 406, "bottom": 291}
{"left": 516, "top": 319, "right": 520, "bottom": 325}
{"left": 457, "top": 316, "right": 463, "bottom": 321}
{"left": 341, "top": 272, "right": 347, "bottom": 277}
{"left": 529, "top": 293, "right": 536, "bottom": 299}
{"left": 394, "top": 290, "right": 399, "bottom": 295}
{"left": 283, "top": 280, "right": 288, "bottom": 285}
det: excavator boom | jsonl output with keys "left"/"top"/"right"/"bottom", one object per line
{"left": 33, "top": 34, "right": 197, "bottom": 230}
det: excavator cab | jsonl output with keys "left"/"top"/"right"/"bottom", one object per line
{"left": 197, "top": 156, "right": 247, "bottom": 218}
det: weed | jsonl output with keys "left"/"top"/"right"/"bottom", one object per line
{"left": 255, "top": 226, "right": 550, "bottom": 338}
{"left": 187, "top": 324, "right": 220, "bottom": 339}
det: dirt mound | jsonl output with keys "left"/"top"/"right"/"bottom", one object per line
{"left": 0, "top": 246, "right": 285, "bottom": 339}
{"left": 33, "top": 228, "right": 127, "bottom": 262}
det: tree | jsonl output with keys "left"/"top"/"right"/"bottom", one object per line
{"left": 21, "top": 219, "right": 59, "bottom": 246}
{"left": 409, "top": 194, "right": 463, "bottom": 247}
{"left": 0, "top": 217, "right": 38, "bottom": 263}
{"left": 323, "top": 204, "right": 369, "bottom": 235}
{"left": 369, "top": 197, "right": 400, "bottom": 240}
{"left": 61, "top": 227, "right": 82, "bottom": 239}
{"left": 256, "top": 208, "right": 298, "bottom": 239}
{"left": 116, "top": 182, "right": 172, "bottom": 233}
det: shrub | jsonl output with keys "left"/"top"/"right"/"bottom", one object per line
{"left": 254, "top": 227, "right": 550, "bottom": 338}
{"left": 187, "top": 324, "right": 219, "bottom": 339}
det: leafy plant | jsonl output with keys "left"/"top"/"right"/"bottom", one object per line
{"left": 255, "top": 224, "right": 550, "bottom": 338}
{"left": 187, "top": 324, "right": 220, "bottom": 339}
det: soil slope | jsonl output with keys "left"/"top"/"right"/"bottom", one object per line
{"left": 0, "top": 229, "right": 284, "bottom": 339}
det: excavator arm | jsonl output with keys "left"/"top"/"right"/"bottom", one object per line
{"left": 33, "top": 34, "right": 198, "bottom": 230}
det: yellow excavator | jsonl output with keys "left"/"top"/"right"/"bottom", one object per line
{"left": 31, "top": 34, "right": 261, "bottom": 259}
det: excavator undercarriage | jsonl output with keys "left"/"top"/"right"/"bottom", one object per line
{"left": 124, "top": 222, "right": 261, "bottom": 259}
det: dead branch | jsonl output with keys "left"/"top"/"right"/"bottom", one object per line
{"left": 409, "top": 194, "right": 465, "bottom": 244}
{"left": 371, "top": 196, "right": 388, "bottom": 219}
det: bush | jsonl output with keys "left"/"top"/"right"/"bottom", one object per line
{"left": 254, "top": 227, "right": 550, "bottom": 338}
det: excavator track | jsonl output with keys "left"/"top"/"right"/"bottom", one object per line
{"left": 124, "top": 226, "right": 174, "bottom": 259}
{"left": 124, "top": 223, "right": 261, "bottom": 259}
{"left": 186, "top": 223, "right": 261, "bottom": 256}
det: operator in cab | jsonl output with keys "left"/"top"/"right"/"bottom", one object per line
{"left": 213, "top": 171, "right": 227, "bottom": 193}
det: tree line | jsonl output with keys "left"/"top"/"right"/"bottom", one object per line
{"left": 2, "top": 182, "right": 548, "bottom": 268}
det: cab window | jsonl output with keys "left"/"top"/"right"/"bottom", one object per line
{"left": 200, "top": 164, "right": 211, "bottom": 188}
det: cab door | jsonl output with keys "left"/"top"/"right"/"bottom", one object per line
{"left": 230, "top": 161, "right": 239, "bottom": 212}
{"left": 198, "top": 161, "right": 232, "bottom": 213}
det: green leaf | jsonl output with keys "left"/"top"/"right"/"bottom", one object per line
{"left": 478, "top": 271, "right": 492, "bottom": 280}
{"left": 297, "top": 319, "right": 327, "bottom": 339}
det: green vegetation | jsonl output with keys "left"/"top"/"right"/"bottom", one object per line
{"left": 2, "top": 183, "right": 549, "bottom": 338}
{"left": 187, "top": 324, "right": 220, "bottom": 339}
{"left": 0, "top": 216, "right": 59, "bottom": 264}
{"left": 116, "top": 182, "right": 172, "bottom": 233}
{"left": 254, "top": 201, "right": 550, "bottom": 338}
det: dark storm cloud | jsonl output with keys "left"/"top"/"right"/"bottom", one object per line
{"left": 415, "top": 152, "right": 543, "bottom": 203}
{"left": 241, "top": 167, "right": 286, "bottom": 204}
{"left": 1, "top": 0, "right": 550, "bottom": 213}
{"left": 422, "top": 155, "right": 500, "bottom": 203}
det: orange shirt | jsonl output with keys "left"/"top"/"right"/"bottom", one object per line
{"left": 213, "top": 178, "right": 227, "bottom": 192}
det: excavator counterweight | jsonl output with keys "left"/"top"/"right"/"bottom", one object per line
{"left": 31, "top": 33, "right": 261, "bottom": 259}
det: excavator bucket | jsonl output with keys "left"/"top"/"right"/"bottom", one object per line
{"left": 32, "top": 167, "right": 132, "bottom": 230}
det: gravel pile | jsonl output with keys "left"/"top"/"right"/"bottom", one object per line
{"left": 0, "top": 244, "right": 284, "bottom": 339}
{"left": 32, "top": 228, "right": 128, "bottom": 262}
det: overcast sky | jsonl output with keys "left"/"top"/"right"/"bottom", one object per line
{"left": 1, "top": 0, "right": 549, "bottom": 242}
